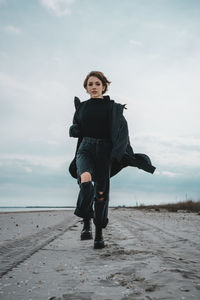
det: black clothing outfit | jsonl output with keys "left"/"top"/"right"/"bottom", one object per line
{"left": 74, "top": 136, "right": 112, "bottom": 228}
{"left": 73, "top": 97, "right": 112, "bottom": 228}
{"left": 69, "top": 95, "right": 156, "bottom": 228}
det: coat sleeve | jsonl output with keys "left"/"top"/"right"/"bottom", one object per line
{"left": 69, "top": 110, "right": 82, "bottom": 138}
{"left": 110, "top": 115, "right": 129, "bottom": 162}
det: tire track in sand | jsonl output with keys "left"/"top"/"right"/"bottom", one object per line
{"left": 0, "top": 218, "right": 78, "bottom": 278}
{"left": 107, "top": 210, "right": 200, "bottom": 285}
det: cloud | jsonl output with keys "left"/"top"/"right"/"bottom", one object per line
{"left": 0, "top": 153, "right": 74, "bottom": 206}
{"left": 0, "top": 154, "right": 67, "bottom": 179}
{"left": 132, "top": 133, "right": 200, "bottom": 169}
{"left": 129, "top": 39, "right": 143, "bottom": 46}
{"left": 39, "top": 0, "right": 75, "bottom": 16}
{"left": 0, "top": 51, "right": 8, "bottom": 59}
{"left": 0, "top": 72, "right": 31, "bottom": 92}
{"left": 0, "top": 72, "right": 70, "bottom": 124}
{"left": 3, "top": 25, "right": 22, "bottom": 35}
{"left": 156, "top": 171, "right": 179, "bottom": 178}
{"left": 0, "top": 0, "right": 6, "bottom": 5}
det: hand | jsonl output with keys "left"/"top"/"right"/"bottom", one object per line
{"left": 69, "top": 124, "right": 81, "bottom": 138}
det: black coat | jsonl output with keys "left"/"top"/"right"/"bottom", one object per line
{"left": 69, "top": 95, "right": 156, "bottom": 180}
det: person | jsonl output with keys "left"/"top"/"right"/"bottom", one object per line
{"left": 69, "top": 71, "right": 156, "bottom": 249}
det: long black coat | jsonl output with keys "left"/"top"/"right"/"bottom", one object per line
{"left": 69, "top": 95, "right": 156, "bottom": 180}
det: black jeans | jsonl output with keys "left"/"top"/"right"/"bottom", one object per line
{"left": 74, "top": 136, "right": 112, "bottom": 228}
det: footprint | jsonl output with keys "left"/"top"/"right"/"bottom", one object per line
{"left": 49, "top": 292, "right": 94, "bottom": 300}
{"left": 69, "top": 225, "right": 78, "bottom": 231}
{"left": 169, "top": 268, "right": 199, "bottom": 280}
{"left": 100, "top": 247, "right": 151, "bottom": 259}
{"left": 145, "top": 284, "right": 157, "bottom": 292}
{"left": 101, "top": 270, "right": 144, "bottom": 289}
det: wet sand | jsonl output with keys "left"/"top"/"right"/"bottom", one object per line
{"left": 0, "top": 208, "right": 200, "bottom": 299}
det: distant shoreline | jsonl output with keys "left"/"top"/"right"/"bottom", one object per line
{"left": 0, "top": 206, "right": 75, "bottom": 208}
{"left": 0, "top": 207, "right": 76, "bottom": 213}
{"left": 0, "top": 206, "right": 123, "bottom": 214}
{"left": 1, "top": 199, "right": 199, "bottom": 213}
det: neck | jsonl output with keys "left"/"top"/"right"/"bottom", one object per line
{"left": 90, "top": 97, "right": 103, "bottom": 99}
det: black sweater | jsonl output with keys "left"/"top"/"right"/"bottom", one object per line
{"left": 78, "top": 98, "right": 110, "bottom": 139}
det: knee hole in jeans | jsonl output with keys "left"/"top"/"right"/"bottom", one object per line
{"left": 96, "top": 191, "right": 104, "bottom": 201}
{"left": 80, "top": 171, "right": 92, "bottom": 183}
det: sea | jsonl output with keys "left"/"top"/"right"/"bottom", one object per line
{"left": 0, "top": 207, "right": 75, "bottom": 213}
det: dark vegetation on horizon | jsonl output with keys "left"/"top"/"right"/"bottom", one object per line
{"left": 134, "top": 200, "right": 200, "bottom": 212}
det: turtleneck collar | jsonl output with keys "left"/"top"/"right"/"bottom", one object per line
{"left": 89, "top": 95, "right": 110, "bottom": 101}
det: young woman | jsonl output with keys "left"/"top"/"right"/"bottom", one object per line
{"left": 69, "top": 71, "right": 155, "bottom": 249}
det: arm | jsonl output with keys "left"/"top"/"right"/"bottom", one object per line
{"left": 69, "top": 110, "right": 81, "bottom": 138}
{"left": 110, "top": 115, "right": 129, "bottom": 162}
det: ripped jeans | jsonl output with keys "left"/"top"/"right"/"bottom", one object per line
{"left": 74, "top": 136, "right": 112, "bottom": 228}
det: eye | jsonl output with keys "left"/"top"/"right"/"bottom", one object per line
{"left": 96, "top": 82, "right": 100, "bottom": 86}
{"left": 88, "top": 82, "right": 93, "bottom": 86}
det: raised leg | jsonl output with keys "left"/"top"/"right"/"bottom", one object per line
{"left": 74, "top": 172, "right": 94, "bottom": 219}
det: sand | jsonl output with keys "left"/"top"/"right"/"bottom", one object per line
{"left": 0, "top": 208, "right": 200, "bottom": 300}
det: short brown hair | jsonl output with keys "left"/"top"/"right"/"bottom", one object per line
{"left": 83, "top": 71, "right": 111, "bottom": 94}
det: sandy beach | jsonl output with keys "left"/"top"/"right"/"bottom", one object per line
{"left": 0, "top": 208, "right": 200, "bottom": 300}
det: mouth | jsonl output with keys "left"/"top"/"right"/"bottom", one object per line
{"left": 92, "top": 91, "right": 97, "bottom": 94}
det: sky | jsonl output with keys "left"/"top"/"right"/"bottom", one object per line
{"left": 0, "top": 0, "right": 200, "bottom": 207}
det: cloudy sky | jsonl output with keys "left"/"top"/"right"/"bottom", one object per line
{"left": 0, "top": 0, "right": 200, "bottom": 207}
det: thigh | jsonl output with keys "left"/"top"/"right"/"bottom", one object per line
{"left": 76, "top": 140, "right": 95, "bottom": 182}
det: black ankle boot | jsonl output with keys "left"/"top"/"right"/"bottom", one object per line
{"left": 80, "top": 218, "right": 93, "bottom": 240}
{"left": 94, "top": 226, "right": 105, "bottom": 249}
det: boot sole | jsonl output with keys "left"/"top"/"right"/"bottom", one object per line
{"left": 94, "top": 241, "right": 105, "bottom": 249}
{"left": 80, "top": 233, "right": 93, "bottom": 240}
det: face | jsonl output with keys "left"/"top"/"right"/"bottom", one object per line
{"left": 86, "top": 76, "right": 105, "bottom": 98}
